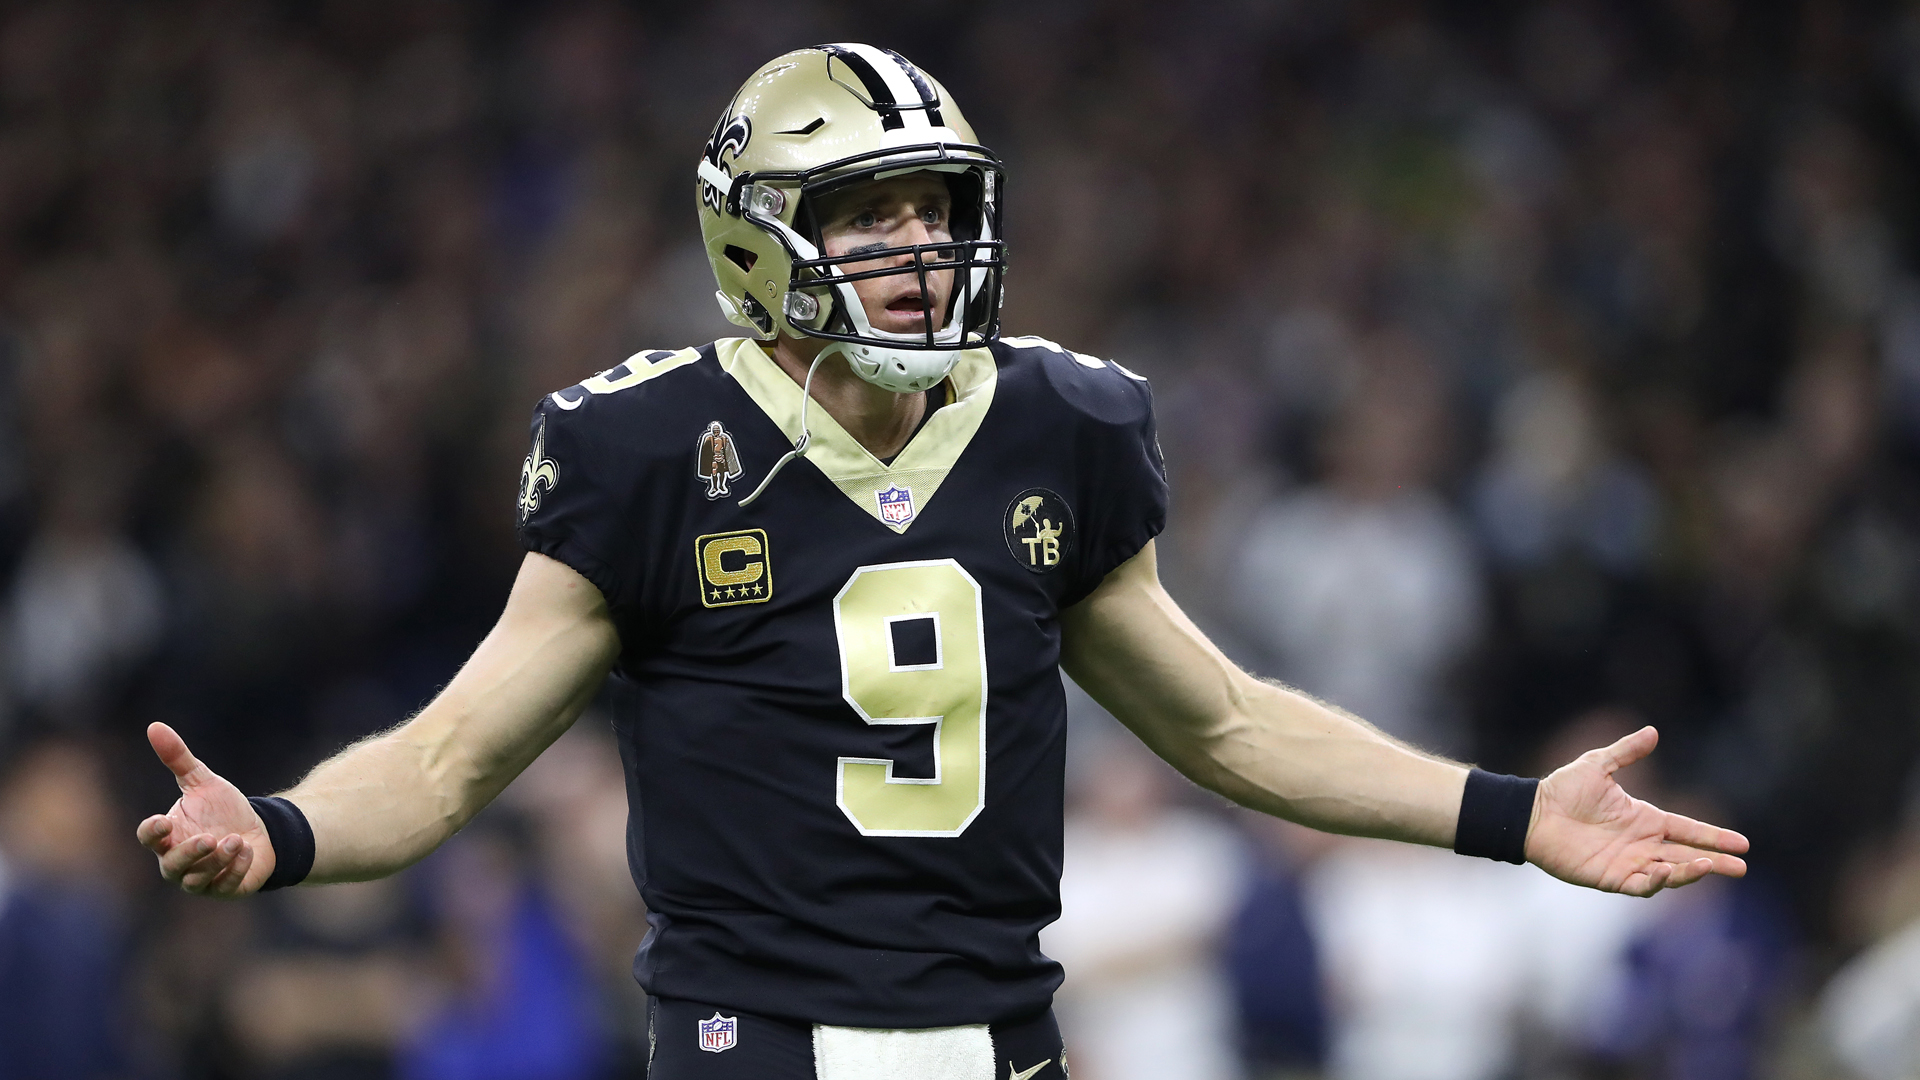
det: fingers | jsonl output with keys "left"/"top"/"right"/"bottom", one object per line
{"left": 170, "top": 834, "right": 250, "bottom": 893}
{"left": 1652, "top": 839, "right": 1748, "bottom": 877}
{"left": 181, "top": 836, "right": 253, "bottom": 895}
{"left": 1662, "top": 857, "right": 1719, "bottom": 890}
{"left": 136, "top": 814, "right": 174, "bottom": 853}
{"left": 1661, "top": 811, "right": 1751, "bottom": 855}
{"left": 156, "top": 831, "right": 216, "bottom": 880}
{"left": 1693, "top": 850, "right": 1748, "bottom": 879}
{"left": 147, "top": 722, "right": 213, "bottom": 790}
{"left": 1620, "top": 860, "right": 1673, "bottom": 898}
{"left": 1618, "top": 851, "right": 1745, "bottom": 897}
{"left": 205, "top": 838, "right": 256, "bottom": 896}
{"left": 1595, "top": 725, "right": 1659, "bottom": 774}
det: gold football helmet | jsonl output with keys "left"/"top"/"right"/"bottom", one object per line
{"left": 696, "top": 44, "right": 1006, "bottom": 393}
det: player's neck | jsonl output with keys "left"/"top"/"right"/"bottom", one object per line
{"left": 765, "top": 337, "right": 926, "bottom": 461}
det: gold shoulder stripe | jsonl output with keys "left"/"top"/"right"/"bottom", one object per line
{"left": 579, "top": 348, "right": 703, "bottom": 395}
{"left": 549, "top": 348, "right": 706, "bottom": 409}
{"left": 1000, "top": 334, "right": 1115, "bottom": 372}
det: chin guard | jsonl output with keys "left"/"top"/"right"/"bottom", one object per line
{"left": 825, "top": 340, "right": 958, "bottom": 394}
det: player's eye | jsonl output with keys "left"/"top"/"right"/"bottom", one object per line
{"left": 920, "top": 206, "right": 942, "bottom": 225}
{"left": 852, "top": 210, "right": 878, "bottom": 229}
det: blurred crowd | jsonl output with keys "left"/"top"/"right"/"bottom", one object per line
{"left": 2, "top": 1, "right": 1919, "bottom": 1078}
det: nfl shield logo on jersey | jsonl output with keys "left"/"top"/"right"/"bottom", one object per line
{"left": 698, "top": 1012, "right": 737, "bottom": 1053}
{"left": 876, "top": 484, "right": 915, "bottom": 526}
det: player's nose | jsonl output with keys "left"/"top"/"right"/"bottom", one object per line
{"left": 893, "top": 209, "right": 936, "bottom": 253}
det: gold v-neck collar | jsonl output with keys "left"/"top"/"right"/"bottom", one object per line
{"left": 718, "top": 338, "right": 998, "bottom": 533}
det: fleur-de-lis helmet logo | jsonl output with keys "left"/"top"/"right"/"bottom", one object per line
{"left": 700, "top": 111, "right": 752, "bottom": 215}
{"left": 519, "top": 416, "right": 559, "bottom": 522}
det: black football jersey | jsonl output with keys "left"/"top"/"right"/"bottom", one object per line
{"left": 515, "top": 336, "right": 1167, "bottom": 1027}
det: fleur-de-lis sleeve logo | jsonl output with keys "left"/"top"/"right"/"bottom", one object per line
{"left": 519, "top": 416, "right": 559, "bottom": 522}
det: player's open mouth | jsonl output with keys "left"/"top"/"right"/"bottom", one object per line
{"left": 887, "top": 296, "right": 929, "bottom": 313}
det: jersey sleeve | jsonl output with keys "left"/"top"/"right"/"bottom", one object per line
{"left": 1064, "top": 363, "right": 1169, "bottom": 604}
{"left": 514, "top": 395, "right": 636, "bottom": 612}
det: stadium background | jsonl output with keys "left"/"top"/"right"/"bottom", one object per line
{"left": 1, "top": 0, "right": 1918, "bottom": 1077}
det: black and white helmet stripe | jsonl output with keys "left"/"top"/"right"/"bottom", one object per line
{"left": 819, "top": 43, "right": 945, "bottom": 131}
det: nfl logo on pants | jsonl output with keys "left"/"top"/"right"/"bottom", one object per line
{"left": 699, "top": 1013, "right": 738, "bottom": 1053}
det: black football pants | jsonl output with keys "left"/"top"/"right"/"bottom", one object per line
{"left": 646, "top": 997, "right": 1068, "bottom": 1080}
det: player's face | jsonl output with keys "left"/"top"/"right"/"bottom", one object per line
{"left": 815, "top": 173, "right": 957, "bottom": 338}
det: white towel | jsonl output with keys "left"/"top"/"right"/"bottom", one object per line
{"left": 813, "top": 1023, "right": 996, "bottom": 1080}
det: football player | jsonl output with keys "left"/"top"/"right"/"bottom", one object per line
{"left": 136, "top": 44, "right": 1748, "bottom": 1080}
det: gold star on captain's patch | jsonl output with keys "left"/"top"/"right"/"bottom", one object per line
{"left": 710, "top": 589, "right": 724, "bottom": 601}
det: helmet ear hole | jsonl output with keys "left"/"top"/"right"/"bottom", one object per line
{"left": 723, "top": 245, "right": 757, "bottom": 272}
{"left": 739, "top": 294, "right": 775, "bottom": 336}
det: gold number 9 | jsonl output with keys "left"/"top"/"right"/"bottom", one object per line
{"left": 832, "top": 560, "right": 988, "bottom": 837}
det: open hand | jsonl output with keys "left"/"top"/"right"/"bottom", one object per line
{"left": 135, "top": 722, "right": 275, "bottom": 896}
{"left": 1525, "top": 726, "right": 1749, "bottom": 897}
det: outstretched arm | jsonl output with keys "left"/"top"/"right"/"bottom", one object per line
{"left": 136, "top": 551, "right": 621, "bottom": 895}
{"left": 1059, "top": 541, "right": 1748, "bottom": 896}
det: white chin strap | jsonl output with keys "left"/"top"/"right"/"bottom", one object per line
{"left": 825, "top": 339, "right": 959, "bottom": 394}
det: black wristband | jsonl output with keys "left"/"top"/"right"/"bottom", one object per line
{"left": 248, "top": 796, "right": 315, "bottom": 891}
{"left": 1453, "top": 769, "right": 1539, "bottom": 865}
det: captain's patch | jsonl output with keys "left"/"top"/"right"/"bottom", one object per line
{"left": 696, "top": 529, "right": 772, "bottom": 608}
